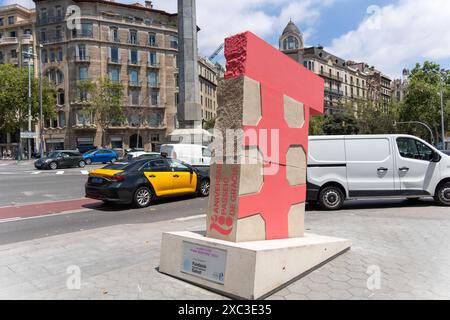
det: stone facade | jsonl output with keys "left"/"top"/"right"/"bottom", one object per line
{"left": 0, "top": 4, "right": 38, "bottom": 157}
{"left": 198, "top": 57, "right": 218, "bottom": 121}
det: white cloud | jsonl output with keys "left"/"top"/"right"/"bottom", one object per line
{"left": 1, "top": 0, "right": 34, "bottom": 8}
{"left": 146, "top": 0, "right": 334, "bottom": 56}
{"left": 327, "top": 0, "right": 450, "bottom": 78}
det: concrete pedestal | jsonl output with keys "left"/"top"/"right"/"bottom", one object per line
{"left": 159, "top": 231, "right": 351, "bottom": 300}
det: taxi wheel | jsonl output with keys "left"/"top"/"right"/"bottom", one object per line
{"left": 199, "top": 179, "right": 210, "bottom": 197}
{"left": 134, "top": 186, "right": 152, "bottom": 208}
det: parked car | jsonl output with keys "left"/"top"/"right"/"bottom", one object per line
{"left": 160, "top": 144, "right": 211, "bottom": 166}
{"left": 77, "top": 145, "right": 97, "bottom": 154}
{"left": 85, "top": 157, "right": 210, "bottom": 208}
{"left": 307, "top": 134, "right": 450, "bottom": 210}
{"left": 125, "top": 151, "right": 160, "bottom": 161}
{"left": 83, "top": 149, "right": 119, "bottom": 165}
{"left": 34, "top": 150, "right": 86, "bottom": 170}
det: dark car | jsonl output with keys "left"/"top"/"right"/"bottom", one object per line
{"left": 85, "top": 157, "right": 210, "bottom": 208}
{"left": 34, "top": 150, "right": 86, "bottom": 170}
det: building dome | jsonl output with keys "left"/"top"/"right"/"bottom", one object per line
{"left": 279, "top": 20, "right": 304, "bottom": 51}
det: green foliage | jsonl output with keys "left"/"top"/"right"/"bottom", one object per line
{"left": 309, "top": 116, "right": 324, "bottom": 135}
{"left": 357, "top": 100, "right": 399, "bottom": 135}
{"left": 203, "top": 117, "right": 216, "bottom": 130}
{"left": 78, "top": 78, "right": 125, "bottom": 145}
{"left": 398, "top": 61, "right": 449, "bottom": 143}
{"left": 322, "top": 112, "right": 360, "bottom": 135}
{"left": 0, "top": 64, "right": 56, "bottom": 132}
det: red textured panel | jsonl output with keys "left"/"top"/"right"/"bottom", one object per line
{"left": 225, "top": 31, "right": 324, "bottom": 240}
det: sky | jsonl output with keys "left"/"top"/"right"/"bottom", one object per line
{"left": 3, "top": 0, "right": 450, "bottom": 78}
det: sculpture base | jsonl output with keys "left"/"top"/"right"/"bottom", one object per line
{"left": 159, "top": 231, "right": 351, "bottom": 300}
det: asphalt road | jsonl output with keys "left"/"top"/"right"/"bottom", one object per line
{"left": 0, "top": 161, "right": 103, "bottom": 206}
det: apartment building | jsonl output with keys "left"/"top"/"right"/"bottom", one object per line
{"left": 0, "top": 4, "right": 37, "bottom": 157}
{"left": 279, "top": 20, "right": 394, "bottom": 115}
{"left": 198, "top": 57, "right": 218, "bottom": 121}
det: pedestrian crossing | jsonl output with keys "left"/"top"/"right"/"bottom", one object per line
{"left": 27, "top": 170, "right": 91, "bottom": 176}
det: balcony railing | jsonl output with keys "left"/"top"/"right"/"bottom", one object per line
{"left": 324, "top": 87, "right": 344, "bottom": 96}
{"left": 0, "top": 37, "right": 18, "bottom": 45}
{"left": 128, "top": 59, "right": 140, "bottom": 66}
{"left": 36, "top": 15, "right": 65, "bottom": 25}
{"left": 320, "top": 71, "right": 344, "bottom": 82}
{"left": 148, "top": 41, "right": 159, "bottom": 47}
{"left": 147, "top": 61, "right": 160, "bottom": 68}
{"left": 147, "top": 81, "right": 160, "bottom": 88}
{"left": 75, "top": 55, "right": 90, "bottom": 63}
{"left": 40, "top": 36, "right": 65, "bottom": 44}
{"left": 108, "top": 57, "right": 121, "bottom": 65}
{"left": 128, "top": 80, "right": 142, "bottom": 87}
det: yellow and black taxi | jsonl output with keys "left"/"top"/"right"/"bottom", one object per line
{"left": 85, "top": 156, "right": 210, "bottom": 208}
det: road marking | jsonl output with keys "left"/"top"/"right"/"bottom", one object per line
{"left": 81, "top": 170, "right": 89, "bottom": 175}
{"left": 31, "top": 171, "right": 41, "bottom": 175}
{"left": 0, "top": 208, "right": 94, "bottom": 224}
{"left": 175, "top": 214, "right": 206, "bottom": 222}
{"left": 56, "top": 171, "right": 64, "bottom": 175}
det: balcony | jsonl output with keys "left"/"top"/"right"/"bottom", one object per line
{"left": 0, "top": 37, "right": 18, "bottom": 45}
{"left": 320, "top": 71, "right": 344, "bottom": 82}
{"left": 147, "top": 81, "right": 160, "bottom": 89}
{"left": 147, "top": 61, "right": 160, "bottom": 68}
{"left": 75, "top": 55, "right": 90, "bottom": 63}
{"left": 21, "top": 35, "right": 33, "bottom": 45}
{"left": 128, "top": 59, "right": 140, "bottom": 67}
{"left": 36, "top": 15, "right": 65, "bottom": 25}
{"left": 324, "top": 87, "right": 344, "bottom": 96}
{"left": 40, "top": 36, "right": 64, "bottom": 44}
{"left": 108, "top": 57, "right": 121, "bottom": 65}
{"left": 148, "top": 41, "right": 159, "bottom": 48}
{"left": 128, "top": 80, "right": 142, "bottom": 88}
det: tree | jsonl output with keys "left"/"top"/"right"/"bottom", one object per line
{"left": 203, "top": 117, "right": 216, "bottom": 130}
{"left": 78, "top": 78, "right": 125, "bottom": 147}
{"left": 309, "top": 116, "right": 324, "bottom": 135}
{"left": 322, "top": 112, "right": 360, "bottom": 135}
{"left": 0, "top": 64, "right": 56, "bottom": 135}
{"left": 357, "top": 100, "right": 399, "bottom": 135}
{"left": 398, "top": 61, "right": 449, "bottom": 144}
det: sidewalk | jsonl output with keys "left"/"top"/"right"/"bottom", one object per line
{"left": 1, "top": 204, "right": 450, "bottom": 300}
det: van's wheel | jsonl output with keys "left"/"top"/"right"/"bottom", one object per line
{"left": 434, "top": 182, "right": 450, "bottom": 206}
{"left": 133, "top": 186, "right": 152, "bottom": 208}
{"left": 319, "top": 186, "right": 345, "bottom": 210}
{"left": 199, "top": 179, "right": 210, "bottom": 197}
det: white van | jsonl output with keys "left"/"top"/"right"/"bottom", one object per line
{"left": 160, "top": 144, "right": 211, "bottom": 167}
{"left": 307, "top": 134, "right": 450, "bottom": 210}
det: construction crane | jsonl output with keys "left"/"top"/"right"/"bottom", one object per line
{"left": 208, "top": 43, "right": 224, "bottom": 62}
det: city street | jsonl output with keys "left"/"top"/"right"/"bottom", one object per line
{"left": 0, "top": 160, "right": 449, "bottom": 299}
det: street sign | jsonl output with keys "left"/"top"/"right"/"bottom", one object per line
{"left": 181, "top": 241, "right": 227, "bottom": 285}
{"left": 20, "top": 131, "right": 37, "bottom": 139}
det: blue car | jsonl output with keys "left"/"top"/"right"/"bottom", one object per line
{"left": 83, "top": 149, "right": 119, "bottom": 165}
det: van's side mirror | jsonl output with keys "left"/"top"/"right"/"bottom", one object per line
{"left": 431, "top": 152, "right": 442, "bottom": 163}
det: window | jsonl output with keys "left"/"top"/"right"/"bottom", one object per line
{"left": 55, "top": 26, "right": 62, "bottom": 41}
{"left": 110, "top": 27, "right": 119, "bottom": 42}
{"left": 148, "top": 72, "right": 158, "bottom": 87}
{"left": 129, "top": 90, "right": 139, "bottom": 105}
{"left": 111, "top": 137, "right": 123, "bottom": 149}
{"left": 0, "top": 51, "right": 3, "bottom": 63}
{"left": 76, "top": 110, "right": 91, "bottom": 125}
{"left": 10, "top": 50, "right": 17, "bottom": 59}
{"left": 109, "top": 67, "right": 120, "bottom": 82}
{"left": 41, "top": 49, "right": 48, "bottom": 63}
{"left": 49, "top": 49, "right": 55, "bottom": 62}
{"left": 78, "top": 44, "right": 87, "bottom": 59}
{"left": 148, "top": 52, "right": 157, "bottom": 66}
{"left": 320, "top": 66, "right": 324, "bottom": 74}
{"left": 57, "top": 48, "right": 63, "bottom": 61}
{"left": 110, "top": 47, "right": 119, "bottom": 63}
{"left": 82, "top": 23, "right": 93, "bottom": 37}
{"left": 170, "top": 36, "right": 178, "bottom": 49}
{"left": 169, "top": 159, "right": 190, "bottom": 172}
{"left": 143, "top": 159, "right": 169, "bottom": 172}
{"left": 55, "top": 5, "right": 62, "bottom": 20}
{"left": 130, "top": 69, "right": 138, "bottom": 85}
{"left": 8, "top": 16, "right": 15, "bottom": 25}
{"left": 57, "top": 90, "right": 65, "bottom": 105}
{"left": 40, "top": 29, "right": 46, "bottom": 43}
{"left": 151, "top": 134, "right": 159, "bottom": 142}
{"left": 148, "top": 113, "right": 162, "bottom": 127}
{"left": 58, "top": 111, "right": 66, "bottom": 127}
{"left": 129, "top": 49, "right": 138, "bottom": 64}
{"left": 148, "top": 32, "right": 156, "bottom": 46}
{"left": 284, "top": 36, "right": 299, "bottom": 50}
{"left": 0, "top": 18, "right": 3, "bottom": 26}
{"left": 150, "top": 91, "right": 159, "bottom": 105}
{"left": 129, "top": 30, "right": 138, "bottom": 44}
{"left": 202, "top": 147, "right": 212, "bottom": 157}
{"left": 79, "top": 66, "right": 88, "bottom": 80}
{"left": 397, "top": 138, "right": 434, "bottom": 161}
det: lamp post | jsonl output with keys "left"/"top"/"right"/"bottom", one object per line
{"left": 439, "top": 71, "right": 445, "bottom": 149}
{"left": 21, "top": 47, "right": 33, "bottom": 160}
{"left": 394, "top": 121, "right": 435, "bottom": 146}
{"left": 39, "top": 44, "right": 44, "bottom": 159}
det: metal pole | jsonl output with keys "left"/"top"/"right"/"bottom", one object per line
{"left": 440, "top": 78, "right": 445, "bottom": 149}
{"left": 39, "top": 44, "right": 44, "bottom": 159}
{"left": 27, "top": 47, "right": 32, "bottom": 160}
{"left": 396, "top": 121, "right": 435, "bottom": 146}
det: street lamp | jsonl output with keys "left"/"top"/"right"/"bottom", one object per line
{"left": 439, "top": 70, "right": 446, "bottom": 149}
{"left": 21, "top": 47, "right": 33, "bottom": 160}
{"left": 394, "top": 121, "right": 435, "bottom": 146}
